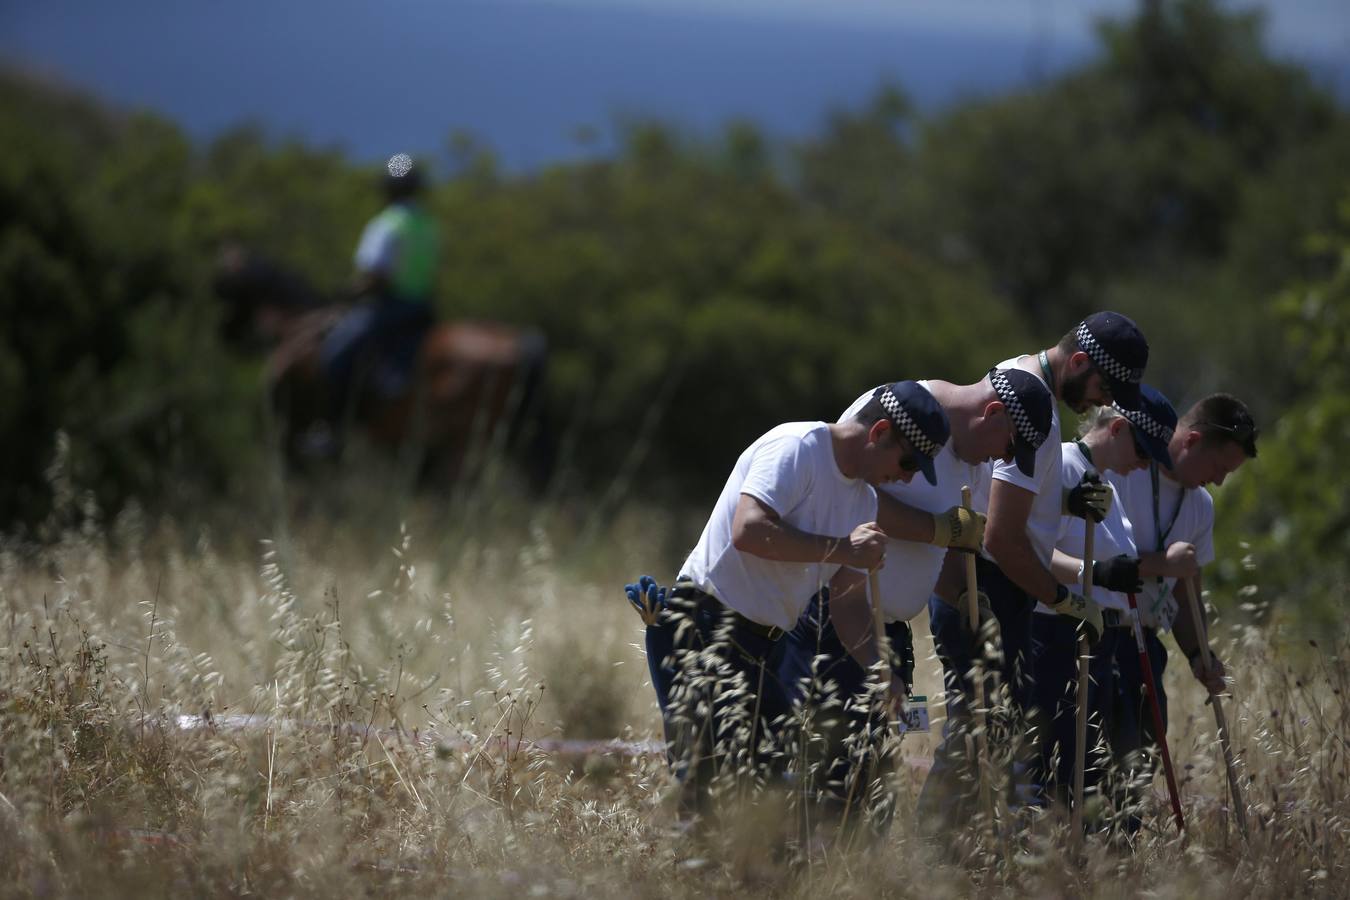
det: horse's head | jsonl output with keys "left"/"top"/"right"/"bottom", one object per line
{"left": 212, "top": 242, "right": 324, "bottom": 349}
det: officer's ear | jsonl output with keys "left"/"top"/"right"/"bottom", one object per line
{"left": 1067, "top": 350, "right": 1093, "bottom": 376}
{"left": 982, "top": 400, "right": 1005, "bottom": 423}
{"left": 867, "top": 418, "right": 893, "bottom": 446}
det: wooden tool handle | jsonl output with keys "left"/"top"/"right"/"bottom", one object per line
{"left": 1071, "top": 521, "right": 1094, "bottom": 846}
{"left": 1186, "top": 576, "right": 1249, "bottom": 840}
{"left": 962, "top": 486, "right": 979, "bottom": 630}
{"left": 869, "top": 568, "right": 890, "bottom": 689}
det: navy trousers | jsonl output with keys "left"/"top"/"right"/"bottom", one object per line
{"left": 1027, "top": 613, "right": 1122, "bottom": 810}
{"left": 776, "top": 592, "right": 915, "bottom": 825}
{"left": 1111, "top": 624, "right": 1169, "bottom": 811}
{"left": 1112, "top": 626, "right": 1169, "bottom": 753}
{"left": 321, "top": 298, "right": 431, "bottom": 416}
{"left": 644, "top": 586, "right": 788, "bottom": 815}
{"left": 915, "top": 555, "right": 1037, "bottom": 831}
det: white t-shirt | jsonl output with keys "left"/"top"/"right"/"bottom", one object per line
{"left": 977, "top": 356, "right": 1063, "bottom": 568}
{"left": 679, "top": 422, "right": 879, "bottom": 631}
{"left": 1105, "top": 465, "right": 1216, "bottom": 631}
{"left": 1035, "top": 442, "right": 1134, "bottom": 616}
{"left": 839, "top": 383, "right": 989, "bottom": 623}
{"left": 354, "top": 210, "right": 401, "bottom": 275}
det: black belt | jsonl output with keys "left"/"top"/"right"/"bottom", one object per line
{"left": 1102, "top": 608, "right": 1127, "bottom": 629}
{"left": 1034, "top": 606, "right": 1129, "bottom": 629}
{"left": 671, "top": 579, "right": 785, "bottom": 642}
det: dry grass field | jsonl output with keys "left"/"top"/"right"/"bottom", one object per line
{"left": 1, "top": 487, "right": 1346, "bottom": 898}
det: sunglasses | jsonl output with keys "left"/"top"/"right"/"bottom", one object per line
{"left": 1194, "top": 421, "right": 1257, "bottom": 443}
{"left": 884, "top": 416, "right": 926, "bottom": 473}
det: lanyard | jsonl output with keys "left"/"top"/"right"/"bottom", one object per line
{"left": 1149, "top": 459, "right": 1189, "bottom": 611}
{"left": 1074, "top": 439, "right": 1095, "bottom": 470}
{"left": 1149, "top": 461, "right": 1186, "bottom": 550}
{"left": 1037, "top": 350, "right": 1056, "bottom": 395}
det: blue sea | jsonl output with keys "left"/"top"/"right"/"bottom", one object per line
{"left": 1, "top": 0, "right": 1343, "bottom": 170}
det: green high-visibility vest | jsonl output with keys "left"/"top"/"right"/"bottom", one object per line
{"left": 371, "top": 203, "right": 439, "bottom": 301}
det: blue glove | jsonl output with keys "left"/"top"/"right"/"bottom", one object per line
{"left": 624, "top": 575, "right": 666, "bottom": 624}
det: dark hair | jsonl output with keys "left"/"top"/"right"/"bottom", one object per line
{"left": 853, "top": 395, "right": 888, "bottom": 428}
{"left": 1055, "top": 327, "right": 1103, "bottom": 381}
{"left": 1179, "top": 393, "right": 1259, "bottom": 458}
{"left": 852, "top": 394, "right": 904, "bottom": 445}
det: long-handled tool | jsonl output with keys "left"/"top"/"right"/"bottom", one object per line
{"left": 1125, "top": 591, "right": 1185, "bottom": 835}
{"left": 961, "top": 485, "right": 995, "bottom": 830}
{"left": 839, "top": 568, "right": 894, "bottom": 840}
{"left": 1070, "top": 522, "right": 1094, "bottom": 846}
{"left": 1185, "top": 577, "right": 1249, "bottom": 840}
{"left": 870, "top": 568, "right": 891, "bottom": 694}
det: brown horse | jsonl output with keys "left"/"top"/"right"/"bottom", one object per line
{"left": 215, "top": 246, "right": 551, "bottom": 485}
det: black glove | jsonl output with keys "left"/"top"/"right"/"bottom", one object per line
{"left": 1065, "top": 471, "right": 1112, "bottom": 523}
{"left": 957, "top": 590, "right": 1002, "bottom": 661}
{"left": 957, "top": 589, "right": 995, "bottom": 634}
{"left": 1092, "top": 554, "right": 1142, "bottom": 593}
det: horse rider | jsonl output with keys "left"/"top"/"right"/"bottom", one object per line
{"left": 310, "top": 152, "right": 440, "bottom": 455}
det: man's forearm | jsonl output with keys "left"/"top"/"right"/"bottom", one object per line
{"left": 986, "top": 530, "right": 1060, "bottom": 604}
{"left": 934, "top": 550, "right": 964, "bottom": 603}
{"left": 875, "top": 492, "right": 938, "bottom": 544}
{"left": 1050, "top": 549, "right": 1085, "bottom": 586}
{"left": 1137, "top": 551, "right": 1169, "bottom": 579}
{"left": 733, "top": 515, "right": 852, "bottom": 566}
{"left": 1169, "top": 574, "right": 1207, "bottom": 657}
{"left": 827, "top": 569, "right": 880, "bottom": 670}
{"left": 984, "top": 480, "right": 1059, "bottom": 604}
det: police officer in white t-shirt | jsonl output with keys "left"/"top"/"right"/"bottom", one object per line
{"left": 775, "top": 372, "right": 1052, "bottom": 827}
{"left": 649, "top": 382, "right": 978, "bottom": 816}
{"left": 918, "top": 311, "right": 1150, "bottom": 834}
{"left": 1105, "top": 392, "right": 1258, "bottom": 817}
{"left": 1027, "top": 385, "right": 1176, "bottom": 814}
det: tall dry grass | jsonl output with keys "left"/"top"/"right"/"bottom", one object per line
{"left": 0, "top": 496, "right": 1346, "bottom": 897}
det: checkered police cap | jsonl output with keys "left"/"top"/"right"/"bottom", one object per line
{"left": 1110, "top": 382, "right": 1177, "bottom": 467}
{"left": 1113, "top": 400, "right": 1173, "bottom": 444}
{"left": 1075, "top": 321, "right": 1144, "bottom": 387}
{"left": 989, "top": 368, "right": 1047, "bottom": 449}
{"left": 876, "top": 385, "right": 943, "bottom": 458}
{"left": 1073, "top": 312, "right": 1149, "bottom": 410}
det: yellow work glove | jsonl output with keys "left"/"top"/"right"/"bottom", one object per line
{"left": 931, "top": 506, "right": 986, "bottom": 551}
{"left": 1049, "top": 584, "right": 1103, "bottom": 647}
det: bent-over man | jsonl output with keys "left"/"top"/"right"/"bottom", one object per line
{"left": 644, "top": 382, "right": 977, "bottom": 819}
{"left": 918, "top": 311, "right": 1150, "bottom": 834}
{"left": 776, "top": 370, "right": 1053, "bottom": 831}
{"left": 1105, "top": 392, "right": 1257, "bottom": 828}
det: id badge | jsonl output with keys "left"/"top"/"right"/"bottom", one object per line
{"left": 897, "top": 695, "right": 930, "bottom": 733}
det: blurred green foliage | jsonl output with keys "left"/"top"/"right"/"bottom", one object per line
{"left": 0, "top": 83, "right": 265, "bottom": 531}
{"left": 435, "top": 119, "right": 1024, "bottom": 487}
{"left": 1, "top": 0, "right": 1348, "bottom": 625}
{"left": 1214, "top": 192, "right": 1350, "bottom": 629}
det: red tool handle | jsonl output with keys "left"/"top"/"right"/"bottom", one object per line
{"left": 1126, "top": 592, "right": 1186, "bottom": 835}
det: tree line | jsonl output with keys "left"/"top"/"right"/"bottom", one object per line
{"left": 1, "top": 0, "right": 1345, "bottom": 623}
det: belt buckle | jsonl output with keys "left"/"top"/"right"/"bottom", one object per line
{"left": 746, "top": 617, "right": 782, "bottom": 642}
